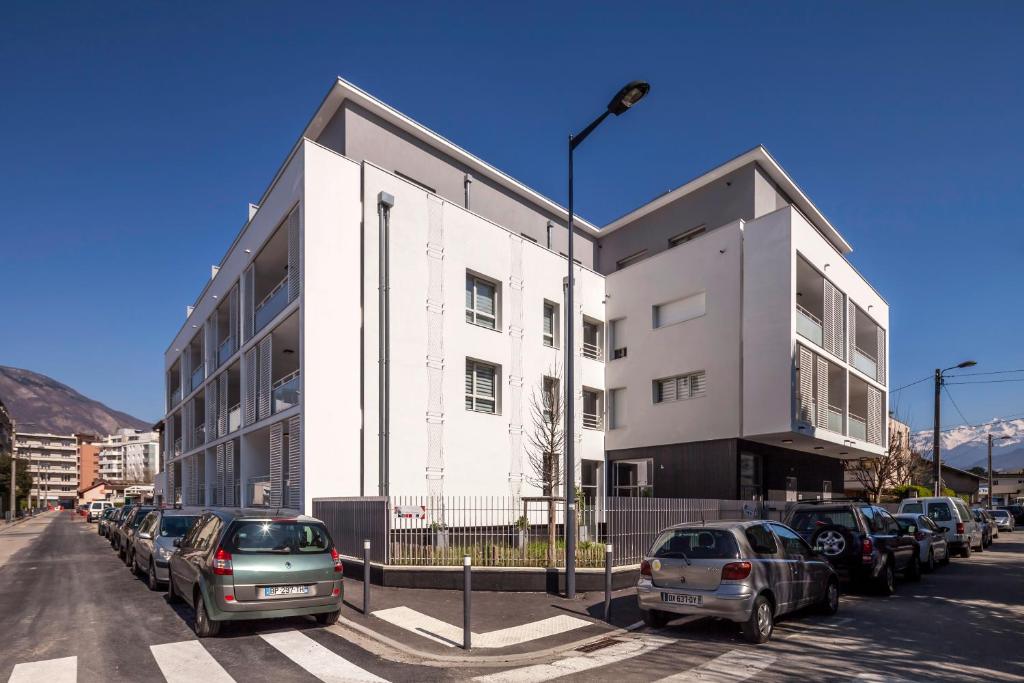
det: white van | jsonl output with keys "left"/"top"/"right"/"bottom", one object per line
{"left": 86, "top": 500, "right": 113, "bottom": 523}
{"left": 897, "top": 497, "right": 982, "bottom": 557}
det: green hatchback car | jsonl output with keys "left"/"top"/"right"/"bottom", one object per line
{"left": 167, "top": 509, "right": 344, "bottom": 637}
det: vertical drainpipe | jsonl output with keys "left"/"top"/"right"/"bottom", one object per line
{"left": 464, "top": 173, "right": 473, "bottom": 211}
{"left": 378, "top": 191, "right": 395, "bottom": 497}
{"left": 546, "top": 220, "right": 553, "bottom": 249}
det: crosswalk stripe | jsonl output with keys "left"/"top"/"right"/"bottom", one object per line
{"left": 8, "top": 656, "right": 76, "bottom": 683}
{"left": 371, "top": 605, "right": 463, "bottom": 647}
{"left": 371, "top": 606, "right": 590, "bottom": 648}
{"left": 473, "top": 636, "right": 673, "bottom": 683}
{"left": 654, "top": 649, "right": 776, "bottom": 682}
{"left": 150, "top": 640, "right": 235, "bottom": 683}
{"left": 260, "top": 629, "right": 387, "bottom": 682}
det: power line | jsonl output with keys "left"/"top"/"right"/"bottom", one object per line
{"left": 945, "top": 368, "right": 1024, "bottom": 378}
{"left": 891, "top": 375, "right": 932, "bottom": 393}
{"left": 942, "top": 385, "right": 971, "bottom": 427}
{"left": 945, "top": 378, "right": 1024, "bottom": 386}
{"left": 912, "top": 412, "right": 1024, "bottom": 436}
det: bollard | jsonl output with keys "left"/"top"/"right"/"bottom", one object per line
{"left": 363, "top": 540, "right": 371, "bottom": 615}
{"left": 463, "top": 555, "right": 472, "bottom": 650}
{"left": 604, "top": 544, "right": 613, "bottom": 622}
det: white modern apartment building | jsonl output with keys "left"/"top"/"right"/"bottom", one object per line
{"left": 14, "top": 432, "right": 79, "bottom": 507}
{"left": 99, "top": 429, "right": 161, "bottom": 483}
{"left": 157, "top": 78, "right": 888, "bottom": 512}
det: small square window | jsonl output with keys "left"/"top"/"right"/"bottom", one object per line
{"left": 466, "top": 274, "right": 498, "bottom": 330}
{"left": 465, "top": 360, "right": 499, "bottom": 414}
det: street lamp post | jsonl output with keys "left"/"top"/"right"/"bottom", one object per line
{"left": 988, "top": 434, "right": 1011, "bottom": 508}
{"left": 932, "top": 361, "right": 976, "bottom": 496}
{"left": 565, "top": 81, "right": 649, "bottom": 599}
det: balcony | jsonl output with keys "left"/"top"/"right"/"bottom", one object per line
{"left": 255, "top": 276, "right": 288, "bottom": 333}
{"left": 249, "top": 475, "right": 272, "bottom": 507}
{"left": 173, "top": 437, "right": 182, "bottom": 456}
{"left": 228, "top": 404, "right": 241, "bottom": 433}
{"left": 582, "top": 342, "right": 602, "bottom": 360}
{"left": 849, "top": 413, "right": 867, "bottom": 441}
{"left": 796, "top": 304, "right": 823, "bottom": 347}
{"left": 583, "top": 412, "right": 603, "bottom": 430}
{"left": 190, "top": 364, "right": 205, "bottom": 392}
{"left": 273, "top": 370, "right": 300, "bottom": 414}
{"left": 853, "top": 347, "right": 878, "bottom": 379}
{"left": 170, "top": 386, "right": 182, "bottom": 407}
{"left": 827, "top": 405, "right": 843, "bottom": 434}
{"left": 217, "top": 336, "right": 235, "bottom": 366}
{"left": 194, "top": 424, "right": 206, "bottom": 447}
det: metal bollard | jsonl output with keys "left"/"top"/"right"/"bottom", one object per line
{"left": 363, "top": 540, "right": 371, "bottom": 615}
{"left": 604, "top": 544, "right": 613, "bottom": 622}
{"left": 463, "top": 555, "right": 472, "bottom": 650}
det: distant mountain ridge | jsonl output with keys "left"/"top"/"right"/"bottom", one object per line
{"left": 0, "top": 365, "right": 149, "bottom": 435}
{"left": 911, "top": 418, "right": 1024, "bottom": 472}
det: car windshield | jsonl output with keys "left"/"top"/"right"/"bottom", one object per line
{"left": 129, "top": 508, "right": 154, "bottom": 529}
{"left": 160, "top": 515, "right": 198, "bottom": 537}
{"left": 788, "top": 509, "right": 858, "bottom": 534}
{"left": 649, "top": 529, "right": 739, "bottom": 560}
{"left": 225, "top": 521, "right": 332, "bottom": 554}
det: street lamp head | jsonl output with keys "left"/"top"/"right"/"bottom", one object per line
{"left": 956, "top": 360, "right": 977, "bottom": 369}
{"left": 607, "top": 81, "right": 650, "bottom": 115}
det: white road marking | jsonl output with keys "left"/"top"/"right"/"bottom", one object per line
{"left": 473, "top": 636, "right": 674, "bottom": 682}
{"left": 150, "top": 640, "right": 235, "bottom": 682}
{"left": 371, "top": 606, "right": 589, "bottom": 648}
{"left": 9, "top": 656, "right": 76, "bottom": 683}
{"left": 655, "top": 649, "right": 776, "bottom": 682}
{"left": 260, "top": 629, "right": 386, "bottom": 682}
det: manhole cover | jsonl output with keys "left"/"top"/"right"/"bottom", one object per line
{"left": 576, "top": 637, "right": 621, "bottom": 654}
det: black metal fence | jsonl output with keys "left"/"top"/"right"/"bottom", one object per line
{"left": 313, "top": 496, "right": 389, "bottom": 563}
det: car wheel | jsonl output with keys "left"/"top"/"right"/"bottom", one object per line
{"left": 193, "top": 593, "right": 221, "bottom": 638}
{"left": 877, "top": 558, "right": 896, "bottom": 595}
{"left": 642, "top": 609, "right": 670, "bottom": 628}
{"left": 147, "top": 561, "right": 160, "bottom": 591}
{"left": 818, "top": 579, "right": 839, "bottom": 615}
{"left": 125, "top": 549, "right": 134, "bottom": 568}
{"left": 925, "top": 549, "right": 936, "bottom": 573}
{"left": 315, "top": 610, "right": 341, "bottom": 626}
{"left": 167, "top": 576, "right": 181, "bottom": 604}
{"left": 810, "top": 526, "right": 855, "bottom": 560}
{"left": 741, "top": 595, "right": 774, "bottom": 644}
{"left": 961, "top": 542, "right": 972, "bottom": 559}
{"left": 906, "top": 553, "right": 921, "bottom": 582}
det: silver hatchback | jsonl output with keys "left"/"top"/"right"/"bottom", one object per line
{"left": 637, "top": 520, "right": 839, "bottom": 643}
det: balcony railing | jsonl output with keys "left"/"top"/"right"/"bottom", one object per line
{"left": 169, "top": 386, "right": 182, "bottom": 407}
{"left": 249, "top": 475, "right": 272, "bottom": 507}
{"left": 582, "top": 412, "right": 603, "bottom": 430}
{"left": 190, "top": 364, "right": 205, "bottom": 392}
{"left": 796, "top": 304, "right": 823, "bottom": 347}
{"left": 853, "top": 347, "right": 878, "bottom": 379}
{"left": 217, "top": 336, "right": 235, "bottom": 366}
{"left": 173, "top": 437, "right": 182, "bottom": 456}
{"left": 255, "top": 276, "right": 288, "bottom": 333}
{"left": 827, "top": 405, "right": 844, "bottom": 434}
{"left": 582, "top": 342, "right": 602, "bottom": 360}
{"left": 194, "top": 424, "right": 206, "bottom": 447}
{"left": 228, "top": 404, "right": 241, "bottom": 433}
{"left": 272, "top": 370, "right": 300, "bottom": 414}
{"left": 849, "top": 413, "right": 867, "bottom": 441}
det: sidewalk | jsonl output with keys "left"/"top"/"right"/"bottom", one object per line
{"left": 331, "top": 573, "right": 646, "bottom": 663}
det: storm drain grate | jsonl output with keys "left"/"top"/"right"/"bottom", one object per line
{"left": 575, "top": 637, "right": 622, "bottom": 654}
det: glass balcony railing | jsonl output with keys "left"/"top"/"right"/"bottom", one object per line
{"left": 194, "top": 424, "right": 205, "bottom": 447}
{"left": 796, "top": 305, "right": 823, "bottom": 346}
{"left": 255, "top": 277, "right": 288, "bottom": 332}
{"left": 827, "top": 405, "right": 843, "bottom": 433}
{"left": 849, "top": 413, "right": 867, "bottom": 441}
{"left": 249, "top": 475, "right": 272, "bottom": 507}
{"left": 272, "top": 371, "right": 300, "bottom": 414}
{"left": 190, "top": 364, "right": 205, "bottom": 392}
{"left": 169, "top": 387, "right": 182, "bottom": 407}
{"left": 854, "top": 347, "right": 878, "bottom": 378}
{"left": 173, "top": 437, "right": 182, "bottom": 456}
{"left": 228, "top": 404, "right": 241, "bottom": 433}
{"left": 217, "top": 336, "right": 235, "bottom": 366}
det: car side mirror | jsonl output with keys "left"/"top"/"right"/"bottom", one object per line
{"left": 173, "top": 538, "right": 182, "bottom": 547}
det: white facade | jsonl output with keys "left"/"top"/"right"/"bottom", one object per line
{"left": 98, "top": 429, "right": 160, "bottom": 483}
{"left": 14, "top": 432, "right": 78, "bottom": 505}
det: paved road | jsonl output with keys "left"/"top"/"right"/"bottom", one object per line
{"left": 2, "top": 513, "right": 1022, "bottom": 682}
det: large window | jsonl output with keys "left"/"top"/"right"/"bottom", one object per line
{"left": 543, "top": 302, "right": 558, "bottom": 347}
{"left": 654, "top": 371, "right": 706, "bottom": 403}
{"left": 608, "top": 388, "right": 625, "bottom": 429}
{"left": 653, "top": 292, "right": 706, "bottom": 328}
{"left": 465, "top": 360, "right": 498, "bottom": 414}
{"left": 609, "top": 318, "right": 627, "bottom": 360}
{"left": 465, "top": 274, "right": 498, "bottom": 329}
{"left": 581, "top": 460, "right": 601, "bottom": 507}
{"left": 613, "top": 459, "right": 653, "bottom": 497}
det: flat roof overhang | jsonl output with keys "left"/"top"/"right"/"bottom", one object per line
{"left": 745, "top": 428, "right": 885, "bottom": 460}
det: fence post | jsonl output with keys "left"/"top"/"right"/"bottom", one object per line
{"left": 603, "top": 544, "right": 613, "bottom": 622}
{"left": 463, "top": 555, "right": 472, "bottom": 650}
{"left": 363, "top": 540, "right": 371, "bottom": 614}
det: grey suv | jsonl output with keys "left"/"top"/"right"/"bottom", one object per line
{"left": 130, "top": 508, "right": 201, "bottom": 591}
{"left": 167, "top": 509, "right": 344, "bottom": 637}
{"left": 116, "top": 506, "right": 155, "bottom": 564}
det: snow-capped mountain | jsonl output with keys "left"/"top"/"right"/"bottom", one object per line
{"left": 911, "top": 418, "right": 1024, "bottom": 471}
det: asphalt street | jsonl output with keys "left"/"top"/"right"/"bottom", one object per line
{"left": 2, "top": 512, "right": 1022, "bottom": 682}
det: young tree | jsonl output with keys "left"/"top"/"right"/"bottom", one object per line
{"left": 525, "top": 370, "right": 564, "bottom": 566}
{"left": 846, "top": 420, "right": 922, "bottom": 502}
{"left": 0, "top": 455, "right": 33, "bottom": 511}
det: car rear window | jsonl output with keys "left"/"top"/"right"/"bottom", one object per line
{"left": 130, "top": 508, "right": 155, "bottom": 529}
{"left": 225, "top": 521, "right": 332, "bottom": 554}
{"left": 649, "top": 529, "right": 740, "bottom": 560}
{"left": 992, "top": 510, "right": 1009, "bottom": 519}
{"left": 928, "top": 502, "right": 952, "bottom": 521}
{"left": 788, "top": 509, "right": 858, "bottom": 534}
{"left": 160, "top": 515, "right": 198, "bottom": 537}
{"left": 901, "top": 502, "right": 923, "bottom": 514}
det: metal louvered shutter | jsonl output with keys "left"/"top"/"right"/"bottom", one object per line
{"left": 218, "top": 372, "right": 228, "bottom": 437}
{"left": 877, "top": 327, "right": 886, "bottom": 385}
{"left": 657, "top": 377, "right": 677, "bottom": 403}
{"left": 816, "top": 356, "right": 829, "bottom": 428}
{"left": 204, "top": 318, "right": 216, "bottom": 374}
{"left": 288, "top": 415, "right": 301, "bottom": 511}
{"left": 228, "top": 283, "right": 239, "bottom": 353}
{"left": 690, "top": 372, "right": 706, "bottom": 397}
{"left": 287, "top": 207, "right": 301, "bottom": 303}
{"left": 798, "top": 347, "right": 814, "bottom": 423}
{"left": 269, "top": 422, "right": 283, "bottom": 508}
{"left": 257, "top": 335, "right": 272, "bottom": 420}
{"left": 205, "top": 383, "right": 216, "bottom": 445}
{"left": 242, "top": 265, "right": 255, "bottom": 342}
{"left": 867, "top": 386, "right": 882, "bottom": 445}
{"left": 215, "top": 444, "right": 225, "bottom": 506}
{"left": 823, "top": 280, "right": 837, "bottom": 357}
{"left": 243, "top": 348, "right": 257, "bottom": 426}
{"left": 848, "top": 300, "right": 857, "bottom": 363}
{"left": 180, "top": 352, "right": 190, "bottom": 400}
{"left": 190, "top": 456, "right": 199, "bottom": 506}
{"left": 183, "top": 400, "right": 194, "bottom": 452}
{"left": 224, "top": 440, "right": 235, "bottom": 506}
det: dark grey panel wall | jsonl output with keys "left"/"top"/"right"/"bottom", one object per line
{"left": 606, "top": 439, "right": 739, "bottom": 499}
{"left": 738, "top": 440, "right": 844, "bottom": 494}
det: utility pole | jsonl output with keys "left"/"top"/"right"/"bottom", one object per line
{"left": 933, "top": 368, "right": 941, "bottom": 497}
{"left": 7, "top": 417, "right": 15, "bottom": 521}
{"left": 988, "top": 434, "right": 994, "bottom": 509}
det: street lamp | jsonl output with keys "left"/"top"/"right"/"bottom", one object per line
{"left": 932, "top": 360, "right": 976, "bottom": 496}
{"left": 988, "top": 434, "right": 1011, "bottom": 508}
{"left": 565, "top": 80, "right": 650, "bottom": 599}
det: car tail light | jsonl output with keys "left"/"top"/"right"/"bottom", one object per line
{"left": 721, "top": 562, "right": 752, "bottom": 580}
{"left": 212, "top": 547, "right": 233, "bottom": 576}
{"left": 331, "top": 547, "right": 343, "bottom": 573}
{"left": 331, "top": 587, "right": 341, "bottom": 597}
{"left": 956, "top": 522, "right": 965, "bottom": 535}
{"left": 861, "top": 537, "right": 874, "bottom": 564}
{"left": 640, "top": 560, "right": 652, "bottom": 577}
{"left": 224, "top": 595, "right": 234, "bottom": 601}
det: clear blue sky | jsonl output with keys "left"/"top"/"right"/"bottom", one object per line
{"left": 2, "top": 2, "right": 1022, "bottom": 429}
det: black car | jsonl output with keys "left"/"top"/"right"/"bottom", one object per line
{"left": 998, "top": 504, "right": 1024, "bottom": 526}
{"left": 117, "top": 506, "right": 155, "bottom": 563}
{"left": 109, "top": 505, "right": 136, "bottom": 551}
{"left": 784, "top": 500, "right": 919, "bottom": 594}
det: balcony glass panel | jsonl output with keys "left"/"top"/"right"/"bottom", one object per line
{"left": 854, "top": 348, "right": 877, "bottom": 378}
{"left": 173, "top": 438, "right": 182, "bottom": 456}
{"left": 827, "top": 406, "right": 843, "bottom": 434}
{"left": 249, "top": 475, "right": 271, "bottom": 507}
{"left": 272, "top": 371, "right": 300, "bottom": 414}
{"left": 849, "top": 414, "right": 867, "bottom": 441}
{"left": 228, "top": 404, "right": 241, "bottom": 433}
{"left": 255, "top": 277, "right": 288, "bottom": 332}
{"left": 194, "top": 424, "right": 205, "bottom": 447}
{"left": 217, "top": 337, "right": 235, "bottom": 366}
{"left": 190, "top": 365, "right": 205, "bottom": 392}
{"left": 796, "top": 305, "right": 823, "bottom": 346}
{"left": 170, "top": 387, "right": 182, "bottom": 407}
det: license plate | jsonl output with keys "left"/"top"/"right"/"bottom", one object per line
{"left": 662, "top": 592, "right": 702, "bottom": 606}
{"left": 262, "top": 585, "right": 310, "bottom": 597}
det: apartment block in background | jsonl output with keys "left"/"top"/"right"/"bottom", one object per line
{"left": 98, "top": 429, "right": 160, "bottom": 483}
{"left": 14, "top": 432, "right": 79, "bottom": 508}
{"left": 76, "top": 433, "right": 102, "bottom": 489}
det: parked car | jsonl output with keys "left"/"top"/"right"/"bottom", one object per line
{"left": 898, "top": 497, "right": 982, "bottom": 557}
{"left": 990, "top": 509, "right": 1015, "bottom": 532}
{"left": 999, "top": 504, "right": 1024, "bottom": 527}
{"left": 636, "top": 520, "right": 839, "bottom": 644}
{"left": 973, "top": 508, "right": 997, "bottom": 543}
{"left": 130, "top": 508, "right": 200, "bottom": 591}
{"left": 86, "top": 500, "right": 113, "bottom": 523}
{"left": 895, "top": 513, "right": 949, "bottom": 571}
{"left": 98, "top": 507, "right": 118, "bottom": 537}
{"left": 76, "top": 503, "right": 89, "bottom": 517}
{"left": 108, "top": 506, "right": 132, "bottom": 549}
{"left": 167, "top": 509, "right": 344, "bottom": 637}
{"left": 117, "top": 505, "right": 155, "bottom": 564}
{"left": 784, "top": 500, "right": 919, "bottom": 594}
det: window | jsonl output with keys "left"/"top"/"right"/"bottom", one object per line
{"left": 653, "top": 292, "right": 706, "bottom": 328}
{"left": 789, "top": 509, "right": 859, "bottom": 534}
{"left": 543, "top": 302, "right": 558, "bottom": 347}
{"left": 581, "top": 461, "right": 601, "bottom": 507}
{"left": 582, "top": 320, "right": 602, "bottom": 360}
{"left": 927, "top": 502, "right": 952, "bottom": 522}
{"left": 613, "top": 459, "right": 653, "bottom": 497}
{"left": 668, "top": 224, "right": 706, "bottom": 248}
{"left": 465, "top": 274, "right": 498, "bottom": 329}
{"left": 770, "top": 523, "right": 812, "bottom": 558}
{"left": 542, "top": 376, "right": 559, "bottom": 422}
{"left": 582, "top": 389, "right": 602, "bottom": 430}
{"left": 615, "top": 250, "right": 647, "bottom": 270}
{"left": 654, "top": 371, "right": 706, "bottom": 403}
{"left": 465, "top": 360, "right": 498, "bottom": 414}
{"left": 650, "top": 529, "right": 740, "bottom": 560}
{"left": 608, "top": 388, "right": 624, "bottom": 429}
{"left": 226, "top": 521, "right": 332, "bottom": 554}
{"left": 745, "top": 525, "right": 779, "bottom": 555}
{"left": 609, "top": 319, "right": 627, "bottom": 360}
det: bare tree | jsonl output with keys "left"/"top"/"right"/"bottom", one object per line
{"left": 847, "top": 417, "right": 920, "bottom": 502}
{"left": 526, "top": 369, "right": 564, "bottom": 566}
